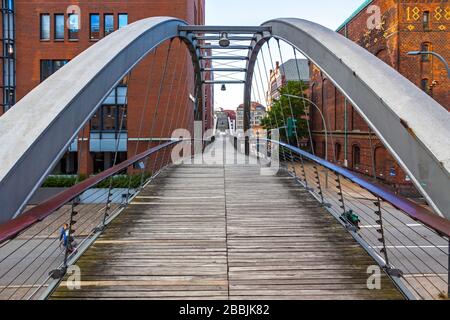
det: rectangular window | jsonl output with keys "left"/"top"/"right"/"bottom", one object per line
{"left": 40, "top": 60, "right": 69, "bottom": 82}
{"left": 54, "top": 14, "right": 65, "bottom": 40}
{"left": 423, "top": 11, "right": 430, "bottom": 31}
{"left": 90, "top": 14, "right": 100, "bottom": 40}
{"left": 91, "top": 83, "right": 128, "bottom": 132}
{"left": 68, "top": 13, "right": 79, "bottom": 40}
{"left": 104, "top": 14, "right": 114, "bottom": 36}
{"left": 118, "top": 14, "right": 128, "bottom": 29}
{"left": 40, "top": 14, "right": 50, "bottom": 40}
{"left": 421, "top": 43, "right": 430, "bottom": 62}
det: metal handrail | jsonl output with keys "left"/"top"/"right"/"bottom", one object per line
{"left": 263, "top": 138, "right": 450, "bottom": 237}
{"left": 0, "top": 140, "right": 180, "bottom": 244}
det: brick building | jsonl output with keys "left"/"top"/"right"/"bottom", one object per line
{"left": 0, "top": 0, "right": 212, "bottom": 175}
{"left": 309, "top": 0, "right": 450, "bottom": 194}
{"left": 267, "top": 59, "right": 309, "bottom": 107}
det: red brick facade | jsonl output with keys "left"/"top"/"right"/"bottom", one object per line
{"left": 309, "top": 0, "right": 450, "bottom": 195}
{"left": 0, "top": 0, "right": 210, "bottom": 175}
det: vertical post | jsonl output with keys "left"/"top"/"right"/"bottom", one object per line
{"left": 64, "top": 197, "right": 79, "bottom": 268}
{"left": 335, "top": 173, "right": 346, "bottom": 215}
{"left": 244, "top": 102, "right": 250, "bottom": 156}
{"left": 298, "top": 154, "right": 309, "bottom": 189}
{"left": 256, "top": 131, "right": 260, "bottom": 162}
{"left": 313, "top": 165, "right": 324, "bottom": 204}
{"left": 375, "top": 197, "right": 390, "bottom": 267}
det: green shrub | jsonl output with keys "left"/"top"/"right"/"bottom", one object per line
{"left": 42, "top": 174, "right": 151, "bottom": 189}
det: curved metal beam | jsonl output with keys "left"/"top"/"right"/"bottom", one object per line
{"left": 245, "top": 18, "right": 450, "bottom": 218}
{"left": 0, "top": 17, "right": 202, "bottom": 224}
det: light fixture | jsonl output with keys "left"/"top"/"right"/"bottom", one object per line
{"left": 221, "top": 84, "right": 227, "bottom": 91}
{"left": 219, "top": 32, "right": 230, "bottom": 48}
{"left": 8, "top": 44, "right": 14, "bottom": 56}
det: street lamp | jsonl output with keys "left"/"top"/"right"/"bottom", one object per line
{"left": 281, "top": 93, "right": 331, "bottom": 189}
{"left": 282, "top": 94, "right": 328, "bottom": 163}
{"left": 407, "top": 51, "right": 450, "bottom": 79}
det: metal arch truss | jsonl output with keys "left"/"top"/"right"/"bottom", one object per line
{"left": 0, "top": 17, "right": 449, "bottom": 223}
{"left": 0, "top": 17, "right": 204, "bottom": 224}
{"left": 244, "top": 18, "right": 450, "bottom": 219}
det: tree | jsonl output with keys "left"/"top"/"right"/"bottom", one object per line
{"left": 261, "top": 80, "right": 309, "bottom": 145}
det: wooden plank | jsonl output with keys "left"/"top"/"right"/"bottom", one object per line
{"left": 50, "top": 138, "right": 403, "bottom": 300}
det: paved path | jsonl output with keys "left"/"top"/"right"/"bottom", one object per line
{"left": 50, "top": 138, "right": 403, "bottom": 300}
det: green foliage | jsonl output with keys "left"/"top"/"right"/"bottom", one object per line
{"left": 261, "top": 80, "right": 309, "bottom": 144}
{"left": 42, "top": 174, "right": 151, "bottom": 189}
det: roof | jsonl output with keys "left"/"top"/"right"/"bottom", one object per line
{"left": 336, "top": 0, "right": 373, "bottom": 32}
{"left": 279, "top": 59, "right": 309, "bottom": 82}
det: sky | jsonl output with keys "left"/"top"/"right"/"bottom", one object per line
{"left": 205, "top": 0, "right": 366, "bottom": 110}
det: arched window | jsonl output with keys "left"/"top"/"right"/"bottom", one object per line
{"left": 352, "top": 145, "right": 361, "bottom": 169}
{"left": 374, "top": 146, "right": 388, "bottom": 178}
{"left": 335, "top": 143, "right": 342, "bottom": 162}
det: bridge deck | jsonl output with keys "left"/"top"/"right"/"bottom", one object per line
{"left": 51, "top": 139, "right": 403, "bottom": 300}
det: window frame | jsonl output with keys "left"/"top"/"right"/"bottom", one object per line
{"left": 90, "top": 13, "right": 101, "bottom": 40}
{"left": 54, "top": 13, "right": 65, "bottom": 41}
{"left": 104, "top": 13, "right": 115, "bottom": 36}
{"left": 423, "top": 11, "right": 430, "bottom": 31}
{"left": 40, "top": 13, "right": 51, "bottom": 41}
{"left": 68, "top": 13, "right": 80, "bottom": 41}
{"left": 118, "top": 13, "right": 128, "bottom": 29}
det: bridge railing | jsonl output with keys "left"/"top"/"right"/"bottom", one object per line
{"left": 231, "top": 134, "right": 449, "bottom": 300}
{"left": 273, "top": 140, "right": 450, "bottom": 300}
{"left": 0, "top": 140, "right": 181, "bottom": 300}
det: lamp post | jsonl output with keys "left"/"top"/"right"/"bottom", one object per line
{"left": 281, "top": 93, "right": 330, "bottom": 188}
{"left": 281, "top": 94, "right": 328, "bottom": 162}
{"left": 407, "top": 51, "right": 450, "bottom": 79}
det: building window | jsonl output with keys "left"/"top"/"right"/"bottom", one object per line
{"left": 40, "top": 60, "right": 69, "bottom": 81}
{"left": 352, "top": 145, "right": 361, "bottom": 168}
{"left": 335, "top": 143, "right": 341, "bottom": 162}
{"left": 104, "top": 14, "right": 115, "bottom": 36}
{"left": 421, "top": 43, "right": 431, "bottom": 62}
{"left": 423, "top": 11, "right": 430, "bottom": 31}
{"left": 90, "top": 14, "right": 100, "bottom": 40}
{"left": 421, "top": 78, "right": 430, "bottom": 94}
{"left": 91, "top": 86, "right": 128, "bottom": 132}
{"left": 93, "top": 152, "right": 127, "bottom": 173}
{"left": 40, "top": 14, "right": 50, "bottom": 40}
{"left": 54, "top": 14, "right": 65, "bottom": 40}
{"left": 118, "top": 14, "right": 128, "bottom": 29}
{"left": 68, "top": 13, "right": 79, "bottom": 40}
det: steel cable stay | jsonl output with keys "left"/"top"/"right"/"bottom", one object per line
{"left": 293, "top": 47, "right": 315, "bottom": 156}
{"left": 296, "top": 158, "right": 440, "bottom": 299}
{"left": 275, "top": 142, "right": 449, "bottom": 299}
{"left": 154, "top": 40, "right": 182, "bottom": 174}
{"left": 149, "top": 40, "right": 175, "bottom": 179}
{"left": 126, "top": 48, "right": 158, "bottom": 199}
{"left": 0, "top": 187, "right": 128, "bottom": 300}
{"left": 265, "top": 40, "right": 295, "bottom": 168}
{"left": 2, "top": 39, "right": 185, "bottom": 295}
{"left": 21, "top": 189, "right": 130, "bottom": 300}
{"left": 100, "top": 71, "right": 133, "bottom": 227}
{"left": 158, "top": 43, "right": 189, "bottom": 173}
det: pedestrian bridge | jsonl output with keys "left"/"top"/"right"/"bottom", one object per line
{"left": 0, "top": 17, "right": 449, "bottom": 300}
{"left": 49, "top": 138, "right": 402, "bottom": 300}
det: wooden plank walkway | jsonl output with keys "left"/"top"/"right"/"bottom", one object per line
{"left": 51, "top": 138, "right": 403, "bottom": 300}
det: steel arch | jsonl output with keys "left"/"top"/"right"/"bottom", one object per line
{"left": 244, "top": 18, "right": 450, "bottom": 219}
{"left": 0, "top": 17, "right": 203, "bottom": 223}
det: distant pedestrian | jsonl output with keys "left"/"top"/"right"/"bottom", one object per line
{"left": 59, "top": 223, "right": 76, "bottom": 253}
